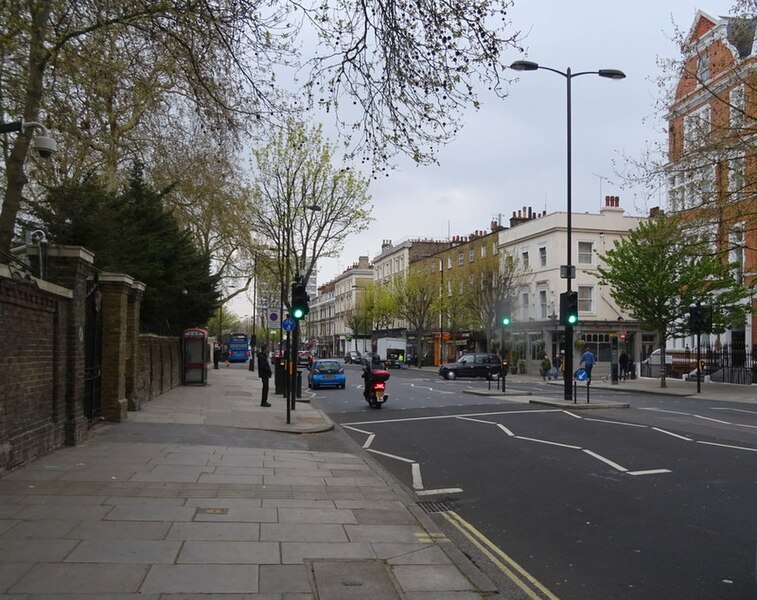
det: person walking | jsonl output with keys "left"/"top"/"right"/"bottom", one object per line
{"left": 257, "top": 345, "right": 272, "bottom": 407}
{"left": 539, "top": 354, "right": 551, "bottom": 381}
{"left": 212, "top": 344, "right": 221, "bottom": 370}
{"left": 618, "top": 351, "right": 629, "bottom": 380}
{"left": 580, "top": 347, "right": 596, "bottom": 381}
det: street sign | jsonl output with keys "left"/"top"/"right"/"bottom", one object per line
{"left": 269, "top": 311, "right": 279, "bottom": 323}
{"left": 575, "top": 368, "right": 588, "bottom": 382}
{"left": 560, "top": 265, "right": 576, "bottom": 279}
{"left": 282, "top": 318, "right": 296, "bottom": 332}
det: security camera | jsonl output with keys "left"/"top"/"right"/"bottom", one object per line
{"left": 32, "top": 133, "right": 57, "bottom": 158}
{"left": 18, "top": 120, "right": 57, "bottom": 158}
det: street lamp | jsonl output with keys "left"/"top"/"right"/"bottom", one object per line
{"left": 510, "top": 60, "right": 625, "bottom": 401}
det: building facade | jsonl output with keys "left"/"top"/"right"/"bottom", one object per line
{"left": 497, "top": 199, "right": 651, "bottom": 373}
{"left": 667, "top": 9, "right": 756, "bottom": 350}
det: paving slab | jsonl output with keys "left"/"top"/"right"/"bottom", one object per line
{"left": 261, "top": 524, "right": 348, "bottom": 543}
{"left": 0, "top": 562, "right": 33, "bottom": 593}
{"left": 392, "top": 564, "right": 474, "bottom": 592}
{"left": 104, "top": 505, "right": 196, "bottom": 522}
{"left": 9, "top": 563, "right": 148, "bottom": 594}
{"left": 281, "top": 542, "right": 375, "bottom": 564}
{"left": 344, "top": 525, "right": 424, "bottom": 544}
{"left": 166, "top": 521, "right": 260, "bottom": 541}
{"left": 177, "top": 541, "right": 279, "bottom": 564}
{"left": 65, "top": 520, "right": 172, "bottom": 540}
{"left": 259, "top": 564, "right": 312, "bottom": 594}
{"left": 308, "top": 559, "right": 401, "bottom": 600}
{"left": 0, "top": 539, "right": 79, "bottom": 562}
{"left": 0, "top": 519, "right": 78, "bottom": 539}
{"left": 64, "top": 539, "right": 182, "bottom": 563}
{"left": 352, "top": 508, "right": 417, "bottom": 526}
{"left": 278, "top": 508, "right": 357, "bottom": 525}
{"left": 140, "top": 564, "right": 259, "bottom": 594}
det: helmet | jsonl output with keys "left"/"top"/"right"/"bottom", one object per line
{"left": 372, "top": 354, "right": 381, "bottom": 364}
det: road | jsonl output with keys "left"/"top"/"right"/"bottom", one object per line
{"left": 309, "top": 363, "right": 757, "bottom": 600}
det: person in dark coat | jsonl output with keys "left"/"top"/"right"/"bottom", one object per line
{"left": 618, "top": 351, "right": 629, "bottom": 380}
{"left": 212, "top": 344, "right": 221, "bottom": 369}
{"left": 257, "top": 345, "right": 272, "bottom": 407}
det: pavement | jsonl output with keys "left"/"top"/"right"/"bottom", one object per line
{"left": 1, "top": 364, "right": 753, "bottom": 599}
{"left": 0, "top": 365, "right": 499, "bottom": 599}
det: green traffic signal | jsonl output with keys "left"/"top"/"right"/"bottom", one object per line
{"left": 567, "top": 314, "right": 577, "bottom": 325}
{"left": 502, "top": 316, "right": 511, "bottom": 326}
{"left": 292, "top": 307, "right": 304, "bottom": 319}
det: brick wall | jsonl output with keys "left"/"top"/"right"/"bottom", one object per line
{"left": 134, "top": 334, "right": 181, "bottom": 406}
{"left": 0, "top": 269, "right": 70, "bottom": 473}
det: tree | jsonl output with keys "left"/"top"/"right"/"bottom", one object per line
{"left": 464, "top": 252, "right": 530, "bottom": 352}
{"left": 1, "top": 0, "right": 523, "bottom": 256}
{"left": 595, "top": 213, "right": 751, "bottom": 387}
{"left": 26, "top": 166, "right": 220, "bottom": 334}
{"left": 363, "top": 281, "right": 398, "bottom": 332}
{"left": 207, "top": 308, "right": 244, "bottom": 341}
{"left": 248, "top": 120, "right": 372, "bottom": 313}
{"left": 393, "top": 265, "right": 438, "bottom": 366}
{"left": 431, "top": 268, "right": 474, "bottom": 359}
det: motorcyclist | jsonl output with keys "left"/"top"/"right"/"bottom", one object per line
{"left": 363, "top": 354, "right": 386, "bottom": 400}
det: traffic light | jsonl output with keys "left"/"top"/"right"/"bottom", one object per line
{"left": 291, "top": 280, "right": 310, "bottom": 320}
{"left": 495, "top": 298, "right": 512, "bottom": 327}
{"left": 559, "top": 291, "right": 578, "bottom": 326}
{"left": 689, "top": 304, "right": 704, "bottom": 331}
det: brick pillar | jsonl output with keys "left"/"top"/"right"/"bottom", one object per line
{"left": 40, "top": 245, "right": 97, "bottom": 445}
{"left": 126, "top": 281, "right": 145, "bottom": 411}
{"left": 99, "top": 273, "right": 133, "bottom": 422}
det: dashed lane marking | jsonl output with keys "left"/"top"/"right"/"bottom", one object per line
{"left": 514, "top": 435, "right": 582, "bottom": 450}
{"left": 693, "top": 415, "right": 732, "bottom": 425}
{"left": 696, "top": 441, "right": 757, "bottom": 452}
{"left": 652, "top": 427, "right": 692, "bottom": 441}
{"left": 366, "top": 448, "right": 415, "bottom": 463}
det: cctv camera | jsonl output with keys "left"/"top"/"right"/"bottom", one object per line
{"left": 32, "top": 133, "right": 57, "bottom": 158}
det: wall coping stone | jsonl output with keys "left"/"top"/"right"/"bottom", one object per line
{"left": 24, "top": 244, "right": 95, "bottom": 263}
{"left": 0, "top": 264, "right": 73, "bottom": 299}
{"left": 99, "top": 272, "right": 135, "bottom": 286}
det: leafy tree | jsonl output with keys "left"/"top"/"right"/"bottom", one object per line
{"left": 363, "top": 281, "right": 398, "bottom": 332}
{"left": 248, "top": 120, "right": 372, "bottom": 313}
{"left": 207, "top": 308, "right": 244, "bottom": 341}
{"left": 26, "top": 167, "right": 219, "bottom": 334}
{"left": 463, "top": 252, "right": 531, "bottom": 352}
{"left": 595, "top": 213, "right": 751, "bottom": 387}
{"left": 431, "top": 268, "right": 474, "bottom": 360}
{"left": 393, "top": 265, "right": 438, "bottom": 366}
{"left": 1, "top": 0, "right": 523, "bottom": 256}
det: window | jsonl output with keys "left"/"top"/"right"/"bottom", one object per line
{"left": 731, "top": 85, "right": 745, "bottom": 128}
{"left": 683, "top": 105, "right": 711, "bottom": 151}
{"left": 696, "top": 53, "right": 709, "bottom": 82}
{"left": 469, "top": 249, "right": 475, "bottom": 262}
{"left": 538, "top": 289, "right": 548, "bottom": 319}
{"left": 578, "top": 286, "right": 594, "bottom": 313}
{"left": 458, "top": 280, "right": 464, "bottom": 295}
{"left": 578, "top": 242, "right": 593, "bottom": 265}
{"left": 480, "top": 245, "right": 486, "bottom": 258}
{"left": 538, "top": 246, "right": 547, "bottom": 267}
{"left": 521, "top": 292, "right": 529, "bottom": 320}
{"left": 447, "top": 279, "right": 452, "bottom": 296}
{"left": 729, "top": 155, "right": 744, "bottom": 197}
{"left": 447, "top": 257, "right": 452, "bottom": 269}
{"left": 521, "top": 250, "right": 529, "bottom": 268}
{"left": 729, "top": 224, "right": 745, "bottom": 283}
{"left": 458, "top": 252, "right": 464, "bottom": 266}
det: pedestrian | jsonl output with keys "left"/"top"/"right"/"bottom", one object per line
{"left": 212, "top": 344, "right": 221, "bottom": 370}
{"left": 580, "top": 347, "right": 596, "bottom": 381}
{"left": 257, "top": 345, "right": 272, "bottom": 407}
{"left": 539, "top": 354, "right": 551, "bottom": 380}
{"left": 224, "top": 346, "right": 231, "bottom": 368}
{"left": 551, "top": 355, "right": 560, "bottom": 380}
{"left": 618, "top": 351, "right": 628, "bottom": 380}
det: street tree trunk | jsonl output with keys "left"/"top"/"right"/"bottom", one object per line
{"left": 659, "top": 329, "right": 667, "bottom": 388}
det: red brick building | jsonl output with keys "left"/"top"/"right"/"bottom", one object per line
{"left": 667, "top": 9, "right": 756, "bottom": 349}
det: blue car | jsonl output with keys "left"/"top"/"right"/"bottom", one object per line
{"left": 308, "top": 359, "right": 346, "bottom": 390}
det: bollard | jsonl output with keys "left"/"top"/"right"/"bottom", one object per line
{"left": 296, "top": 370, "right": 302, "bottom": 399}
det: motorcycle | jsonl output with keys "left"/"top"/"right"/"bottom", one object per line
{"left": 364, "top": 368, "right": 390, "bottom": 409}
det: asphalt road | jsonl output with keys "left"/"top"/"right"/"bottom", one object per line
{"left": 310, "top": 364, "right": 757, "bottom": 600}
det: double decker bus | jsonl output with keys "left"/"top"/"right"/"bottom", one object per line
{"left": 226, "top": 332, "right": 251, "bottom": 363}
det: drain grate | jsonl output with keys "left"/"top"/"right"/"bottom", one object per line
{"left": 417, "top": 500, "right": 452, "bottom": 513}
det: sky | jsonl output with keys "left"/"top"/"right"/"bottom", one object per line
{"left": 230, "top": 0, "right": 738, "bottom": 317}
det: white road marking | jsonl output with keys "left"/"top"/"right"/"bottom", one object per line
{"left": 627, "top": 469, "right": 672, "bottom": 476}
{"left": 417, "top": 487, "right": 463, "bottom": 496}
{"left": 514, "top": 436, "right": 582, "bottom": 450}
{"left": 582, "top": 449, "right": 628, "bottom": 472}
{"left": 696, "top": 441, "right": 757, "bottom": 452}
{"left": 652, "top": 427, "right": 692, "bottom": 441}
{"left": 710, "top": 407, "right": 757, "bottom": 415}
{"left": 639, "top": 408, "right": 690, "bottom": 416}
{"left": 363, "top": 434, "right": 375, "bottom": 449}
{"left": 366, "top": 448, "right": 416, "bottom": 463}
{"left": 734, "top": 423, "right": 757, "bottom": 429}
{"left": 562, "top": 410, "right": 583, "bottom": 419}
{"left": 342, "top": 425, "right": 374, "bottom": 435}
{"left": 343, "top": 408, "right": 558, "bottom": 427}
{"left": 412, "top": 463, "right": 424, "bottom": 489}
{"left": 693, "top": 415, "right": 732, "bottom": 425}
{"left": 584, "top": 418, "right": 647, "bottom": 428}
{"left": 497, "top": 424, "right": 515, "bottom": 437}
{"left": 456, "top": 416, "right": 497, "bottom": 425}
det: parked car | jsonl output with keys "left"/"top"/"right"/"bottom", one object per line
{"left": 439, "top": 353, "right": 502, "bottom": 380}
{"left": 308, "top": 359, "right": 346, "bottom": 389}
{"left": 344, "top": 350, "right": 361, "bottom": 364}
{"left": 360, "top": 352, "right": 379, "bottom": 367}
{"left": 297, "top": 350, "right": 313, "bottom": 367}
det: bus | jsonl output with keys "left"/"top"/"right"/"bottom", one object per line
{"left": 226, "top": 332, "right": 251, "bottom": 363}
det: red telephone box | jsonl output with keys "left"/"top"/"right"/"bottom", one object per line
{"left": 182, "top": 328, "right": 208, "bottom": 385}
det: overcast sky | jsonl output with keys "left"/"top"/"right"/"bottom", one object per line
{"left": 231, "top": 0, "right": 737, "bottom": 317}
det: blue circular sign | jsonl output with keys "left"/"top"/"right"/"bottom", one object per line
{"left": 282, "top": 318, "right": 296, "bottom": 332}
{"left": 575, "top": 368, "right": 588, "bottom": 382}
{"left": 269, "top": 311, "right": 279, "bottom": 322}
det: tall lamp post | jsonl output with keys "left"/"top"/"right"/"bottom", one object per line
{"left": 510, "top": 60, "right": 625, "bottom": 401}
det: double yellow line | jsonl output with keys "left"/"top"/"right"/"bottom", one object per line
{"left": 441, "top": 510, "right": 559, "bottom": 600}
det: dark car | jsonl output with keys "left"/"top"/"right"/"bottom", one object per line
{"left": 439, "top": 353, "right": 502, "bottom": 380}
{"left": 297, "top": 350, "right": 313, "bottom": 367}
{"left": 360, "top": 352, "right": 379, "bottom": 367}
{"left": 308, "top": 359, "right": 346, "bottom": 389}
{"left": 344, "top": 350, "right": 361, "bottom": 364}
